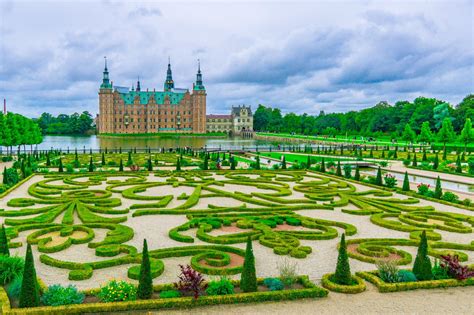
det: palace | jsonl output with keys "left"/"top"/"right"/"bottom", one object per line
{"left": 206, "top": 105, "right": 253, "bottom": 135}
{"left": 97, "top": 58, "right": 206, "bottom": 134}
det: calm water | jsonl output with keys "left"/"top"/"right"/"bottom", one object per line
{"left": 23, "top": 135, "right": 277, "bottom": 151}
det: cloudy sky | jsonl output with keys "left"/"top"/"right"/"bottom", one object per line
{"left": 0, "top": 0, "right": 472, "bottom": 117}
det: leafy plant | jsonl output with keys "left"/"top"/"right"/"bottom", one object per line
{"left": 97, "top": 280, "right": 137, "bottom": 302}
{"left": 7, "top": 275, "right": 22, "bottom": 300}
{"left": 159, "top": 290, "right": 181, "bottom": 299}
{"left": 175, "top": 264, "right": 207, "bottom": 299}
{"left": 0, "top": 255, "right": 24, "bottom": 285}
{"left": 441, "top": 191, "right": 459, "bottom": 203}
{"left": 376, "top": 260, "right": 400, "bottom": 283}
{"left": 384, "top": 174, "right": 397, "bottom": 188}
{"left": 206, "top": 277, "right": 234, "bottom": 296}
{"left": 137, "top": 239, "right": 153, "bottom": 299}
{"left": 263, "top": 278, "right": 284, "bottom": 291}
{"left": 0, "top": 224, "right": 10, "bottom": 256}
{"left": 440, "top": 255, "right": 474, "bottom": 280}
{"left": 432, "top": 259, "right": 450, "bottom": 280}
{"left": 277, "top": 258, "right": 298, "bottom": 287}
{"left": 41, "top": 284, "right": 85, "bottom": 306}
{"left": 397, "top": 270, "right": 417, "bottom": 282}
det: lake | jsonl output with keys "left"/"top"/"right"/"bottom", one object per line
{"left": 21, "top": 135, "right": 278, "bottom": 151}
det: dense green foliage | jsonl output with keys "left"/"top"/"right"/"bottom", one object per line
{"left": 0, "top": 112, "right": 42, "bottom": 152}
{"left": 0, "top": 255, "right": 24, "bottom": 285}
{"left": 240, "top": 237, "right": 257, "bottom": 292}
{"left": 41, "top": 284, "right": 85, "bottom": 306}
{"left": 412, "top": 231, "right": 433, "bottom": 281}
{"left": 0, "top": 225, "right": 10, "bottom": 256}
{"left": 19, "top": 244, "right": 40, "bottom": 308}
{"left": 206, "top": 277, "right": 234, "bottom": 295}
{"left": 137, "top": 239, "right": 153, "bottom": 299}
{"left": 334, "top": 233, "right": 352, "bottom": 285}
{"left": 253, "top": 95, "right": 474, "bottom": 136}
{"left": 36, "top": 111, "right": 94, "bottom": 135}
{"left": 98, "top": 280, "right": 137, "bottom": 302}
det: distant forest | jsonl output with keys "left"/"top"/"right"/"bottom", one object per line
{"left": 253, "top": 95, "right": 474, "bottom": 137}
{"left": 35, "top": 112, "right": 95, "bottom": 135}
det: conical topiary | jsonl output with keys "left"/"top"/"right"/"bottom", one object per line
{"left": 333, "top": 233, "right": 352, "bottom": 285}
{"left": 240, "top": 237, "right": 257, "bottom": 292}
{"left": 455, "top": 155, "right": 462, "bottom": 173}
{"left": 281, "top": 156, "right": 287, "bottom": 169}
{"left": 336, "top": 161, "right": 342, "bottom": 176}
{"left": 119, "top": 158, "right": 124, "bottom": 172}
{"left": 354, "top": 164, "right": 360, "bottom": 181}
{"left": 412, "top": 153, "right": 417, "bottom": 166}
{"left": 147, "top": 157, "right": 153, "bottom": 171}
{"left": 402, "top": 171, "right": 410, "bottom": 191}
{"left": 434, "top": 176, "right": 442, "bottom": 199}
{"left": 433, "top": 153, "right": 439, "bottom": 169}
{"left": 412, "top": 231, "right": 433, "bottom": 281}
{"left": 137, "top": 239, "right": 153, "bottom": 299}
{"left": 0, "top": 225, "right": 10, "bottom": 256}
{"left": 320, "top": 158, "right": 325, "bottom": 173}
{"left": 375, "top": 166, "right": 383, "bottom": 186}
{"left": 176, "top": 157, "right": 181, "bottom": 171}
{"left": 58, "top": 158, "right": 63, "bottom": 173}
{"left": 101, "top": 153, "right": 105, "bottom": 166}
{"left": 19, "top": 244, "right": 39, "bottom": 308}
{"left": 306, "top": 155, "right": 311, "bottom": 169}
{"left": 88, "top": 157, "right": 94, "bottom": 172}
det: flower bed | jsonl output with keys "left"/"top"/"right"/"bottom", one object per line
{"left": 356, "top": 270, "right": 474, "bottom": 293}
{"left": 0, "top": 276, "right": 327, "bottom": 314}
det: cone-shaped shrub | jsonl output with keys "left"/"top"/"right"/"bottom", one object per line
{"left": 281, "top": 156, "right": 286, "bottom": 169}
{"left": 422, "top": 149, "right": 427, "bottom": 161}
{"left": 230, "top": 157, "right": 236, "bottom": 170}
{"left": 334, "top": 233, "right": 352, "bottom": 285}
{"left": 381, "top": 150, "right": 385, "bottom": 158}
{"left": 240, "top": 237, "right": 257, "bottom": 292}
{"left": 255, "top": 155, "right": 260, "bottom": 170}
{"left": 306, "top": 155, "right": 311, "bottom": 169}
{"left": 137, "top": 239, "right": 153, "bottom": 299}
{"left": 176, "top": 158, "right": 181, "bottom": 171}
{"left": 147, "top": 157, "right": 153, "bottom": 171}
{"left": 0, "top": 225, "right": 10, "bottom": 256}
{"left": 433, "top": 154, "right": 439, "bottom": 169}
{"left": 375, "top": 166, "right": 383, "bottom": 186}
{"left": 434, "top": 176, "right": 443, "bottom": 199}
{"left": 58, "top": 158, "right": 63, "bottom": 173}
{"left": 336, "top": 161, "right": 342, "bottom": 176}
{"left": 101, "top": 153, "right": 105, "bottom": 166}
{"left": 203, "top": 154, "right": 209, "bottom": 170}
{"left": 320, "top": 158, "right": 325, "bottom": 173}
{"left": 354, "top": 165, "right": 360, "bottom": 181}
{"left": 88, "top": 157, "right": 94, "bottom": 172}
{"left": 455, "top": 155, "right": 462, "bottom": 173}
{"left": 19, "top": 244, "right": 39, "bottom": 308}
{"left": 2, "top": 167, "right": 6, "bottom": 185}
{"left": 119, "top": 158, "right": 124, "bottom": 172}
{"left": 443, "top": 148, "right": 447, "bottom": 160}
{"left": 412, "top": 153, "right": 417, "bottom": 166}
{"left": 402, "top": 171, "right": 410, "bottom": 191}
{"left": 46, "top": 154, "right": 51, "bottom": 166}
{"left": 412, "top": 231, "right": 433, "bottom": 281}
{"left": 127, "top": 152, "right": 133, "bottom": 166}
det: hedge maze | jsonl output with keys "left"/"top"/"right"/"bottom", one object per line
{"left": 1, "top": 169, "right": 473, "bottom": 287}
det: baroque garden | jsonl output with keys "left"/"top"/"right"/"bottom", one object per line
{"left": 0, "top": 146, "right": 474, "bottom": 313}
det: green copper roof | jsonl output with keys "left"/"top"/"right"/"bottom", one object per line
{"left": 118, "top": 90, "right": 186, "bottom": 105}
{"left": 193, "top": 85, "right": 205, "bottom": 91}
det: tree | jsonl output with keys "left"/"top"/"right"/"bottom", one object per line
{"left": 333, "top": 233, "right": 352, "bottom": 285}
{"left": 412, "top": 231, "right": 433, "bottom": 281}
{"left": 281, "top": 156, "right": 286, "bottom": 169}
{"left": 320, "top": 158, "right": 325, "bottom": 173}
{"left": 402, "top": 171, "right": 410, "bottom": 191}
{"left": 147, "top": 157, "right": 153, "bottom": 171}
{"left": 336, "top": 161, "right": 342, "bottom": 176}
{"left": 456, "top": 155, "right": 462, "bottom": 173}
{"left": 137, "top": 239, "right": 153, "bottom": 299}
{"left": 202, "top": 154, "right": 209, "bottom": 170}
{"left": 176, "top": 157, "right": 181, "bottom": 171}
{"left": 402, "top": 124, "right": 416, "bottom": 143}
{"left": 375, "top": 167, "right": 383, "bottom": 186}
{"left": 354, "top": 165, "right": 360, "bottom": 181}
{"left": 101, "top": 153, "right": 106, "bottom": 166}
{"left": 412, "top": 153, "right": 417, "bottom": 167}
{"left": 0, "top": 225, "right": 10, "bottom": 256}
{"left": 119, "top": 158, "right": 124, "bottom": 172}
{"left": 433, "top": 153, "right": 439, "bottom": 169}
{"left": 255, "top": 155, "right": 260, "bottom": 170}
{"left": 58, "top": 158, "right": 63, "bottom": 173}
{"left": 433, "top": 103, "right": 452, "bottom": 130}
{"left": 306, "top": 155, "right": 311, "bottom": 169}
{"left": 437, "top": 117, "right": 456, "bottom": 151}
{"left": 418, "top": 121, "right": 433, "bottom": 144}
{"left": 19, "top": 244, "right": 40, "bottom": 307}
{"left": 460, "top": 118, "right": 473, "bottom": 152}
{"left": 88, "top": 157, "right": 94, "bottom": 172}
{"left": 434, "top": 176, "right": 443, "bottom": 199}
{"left": 240, "top": 237, "right": 257, "bottom": 292}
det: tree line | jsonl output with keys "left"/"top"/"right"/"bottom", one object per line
{"left": 0, "top": 112, "right": 43, "bottom": 154}
{"left": 253, "top": 94, "right": 474, "bottom": 139}
{"left": 35, "top": 111, "right": 95, "bottom": 135}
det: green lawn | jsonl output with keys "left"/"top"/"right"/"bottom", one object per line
{"left": 259, "top": 152, "right": 358, "bottom": 164}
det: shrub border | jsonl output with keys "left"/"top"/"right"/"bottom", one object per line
{"left": 321, "top": 273, "right": 366, "bottom": 294}
{"left": 0, "top": 276, "right": 327, "bottom": 314}
{"left": 356, "top": 270, "right": 474, "bottom": 293}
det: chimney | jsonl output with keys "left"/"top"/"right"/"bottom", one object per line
{"left": 3, "top": 99, "right": 6, "bottom": 114}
